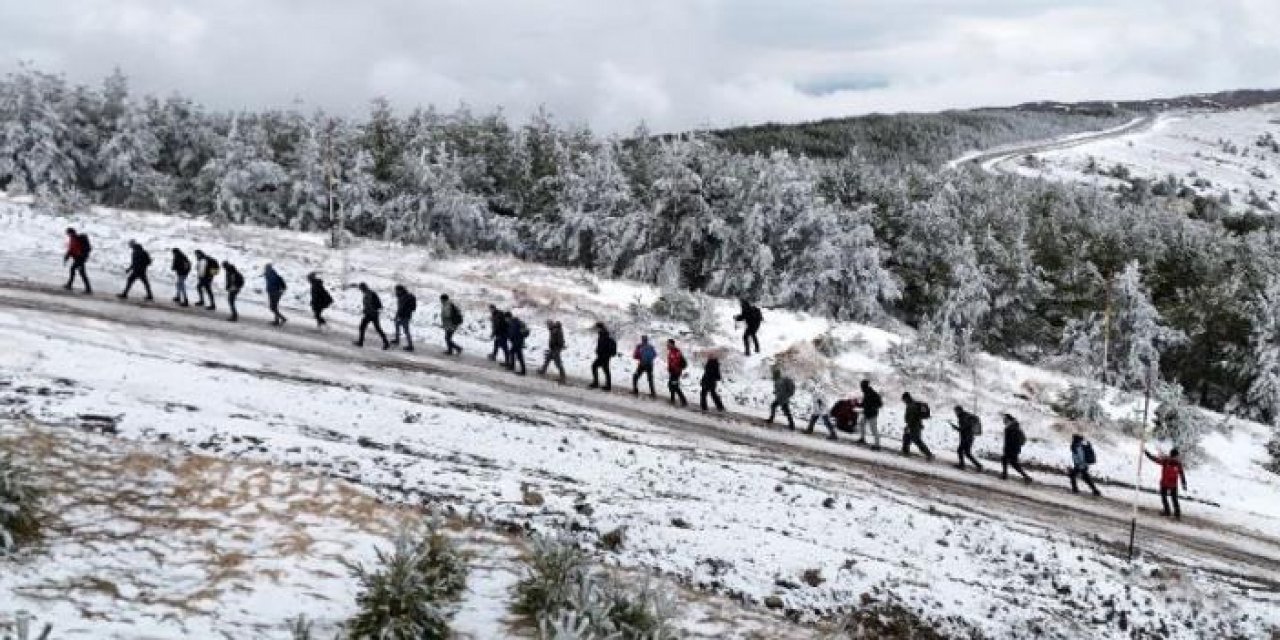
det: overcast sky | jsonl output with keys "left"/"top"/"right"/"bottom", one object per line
{"left": 3, "top": 0, "right": 1279, "bottom": 133}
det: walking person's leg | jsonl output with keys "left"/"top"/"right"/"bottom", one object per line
{"left": 1011, "top": 458, "right": 1032, "bottom": 482}
{"left": 602, "top": 361, "right": 611, "bottom": 390}
{"left": 228, "top": 290, "right": 239, "bottom": 321}
{"left": 141, "top": 273, "right": 153, "bottom": 300}
{"left": 646, "top": 367, "right": 655, "bottom": 396}
{"left": 1082, "top": 469, "right": 1101, "bottom": 496}
{"left": 1160, "top": 488, "right": 1172, "bottom": 516}
{"left": 552, "top": 351, "right": 565, "bottom": 382}
{"left": 120, "top": 274, "right": 136, "bottom": 297}
{"left": 767, "top": 400, "right": 778, "bottom": 423}
{"left": 1069, "top": 468, "right": 1080, "bottom": 493}
{"left": 966, "top": 443, "right": 983, "bottom": 470}
{"left": 356, "top": 316, "right": 370, "bottom": 346}
{"left": 1170, "top": 487, "right": 1181, "bottom": 518}
{"left": 782, "top": 402, "right": 794, "bottom": 429}
{"left": 711, "top": 386, "right": 724, "bottom": 411}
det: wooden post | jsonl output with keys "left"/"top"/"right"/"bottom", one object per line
{"left": 1128, "top": 362, "right": 1154, "bottom": 561}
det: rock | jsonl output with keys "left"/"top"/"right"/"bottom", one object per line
{"left": 1023, "top": 552, "right": 1036, "bottom": 563}
{"left": 764, "top": 595, "right": 785, "bottom": 610}
{"left": 822, "top": 497, "right": 836, "bottom": 509}
{"left": 937, "top": 539, "right": 950, "bottom": 547}
{"left": 600, "top": 527, "right": 625, "bottom": 551}
{"left": 671, "top": 517, "right": 692, "bottom": 529}
{"left": 522, "top": 490, "right": 545, "bottom": 507}
{"left": 775, "top": 579, "right": 801, "bottom": 590}
{"left": 802, "top": 569, "right": 824, "bottom": 587}
{"left": 574, "top": 502, "right": 595, "bottom": 516}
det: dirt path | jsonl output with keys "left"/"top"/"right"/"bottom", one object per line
{"left": 2, "top": 281, "right": 1278, "bottom": 588}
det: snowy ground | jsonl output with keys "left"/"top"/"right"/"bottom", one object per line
{"left": 2, "top": 198, "right": 1280, "bottom": 638}
{"left": 995, "top": 105, "right": 1280, "bottom": 213}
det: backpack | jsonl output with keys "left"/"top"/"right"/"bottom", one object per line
{"left": 139, "top": 249, "right": 152, "bottom": 268}
{"left": 403, "top": 293, "right": 417, "bottom": 315}
{"left": 1083, "top": 441, "right": 1097, "bottom": 465}
{"left": 918, "top": 402, "right": 931, "bottom": 419}
{"left": 208, "top": 261, "right": 221, "bottom": 278}
{"left": 779, "top": 378, "right": 796, "bottom": 398}
{"left": 449, "top": 303, "right": 463, "bottom": 326}
{"left": 677, "top": 351, "right": 687, "bottom": 370}
{"left": 78, "top": 233, "right": 92, "bottom": 257}
{"left": 519, "top": 321, "right": 530, "bottom": 338}
{"left": 965, "top": 413, "right": 983, "bottom": 436}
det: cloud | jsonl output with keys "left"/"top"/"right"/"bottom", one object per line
{"left": 0, "top": 0, "right": 1278, "bottom": 133}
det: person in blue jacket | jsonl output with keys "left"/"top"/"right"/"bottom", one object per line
{"left": 631, "top": 336, "right": 658, "bottom": 397}
{"left": 263, "top": 263, "right": 288, "bottom": 326}
{"left": 1068, "top": 434, "right": 1102, "bottom": 497}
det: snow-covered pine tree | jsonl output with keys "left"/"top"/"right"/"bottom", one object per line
{"left": 96, "top": 100, "right": 166, "bottom": 209}
{"left": 1110, "top": 261, "right": 1185, "bottom": 390}
{"left": 0, "top": 66, "right": 78, "bottom": 205}
{"left": 933, "top": 237, "right": 992, "bottom": 365}
{"left": 1243, "top": 277, "right": 1280, "bottom": 425}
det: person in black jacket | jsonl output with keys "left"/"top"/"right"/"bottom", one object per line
{"left": 307, "top": 273, "right": 333, "bottom": 328}
{"left": 951, "top": 406, "right": 984, "bottom": 472}
{"left": 354, "top": 283, "right": 390, "bottom": 349}
{"left": 700, "top": 356, "right": 725, "bottom": 412}
{"left": 488, "top": 305, "right": 509, "bottom": 364}
{"left": 170, "top": 248, "right": 191, "bottom": 306}
{"left": 1001, "top": 414, "right": 1032, "bottom": 483}
{"left": 193, "top": 250, "right": 218, "bottom": 310}
{"left": 505, "top": 311, "right": 529, "bottom": 375}
{"left": 901, "top": 392, "right": 934, "bottom": 461}
{"left": 859, "top": 380, "right": 882, "bottom": 450}
{"left": 539, "top": 320, "right": 567, "bottom": 383}
{"left": 118, "top": 240, "right": 154, "bottom": 301}
{"left": 589, "top": 322, "right": 616, "bottom": 391}
{"left": 390, "top": 285, "right": 417, "bottom": 351}
{"left": 733, "top": 299, "right": 763, "bottom": 356}
{"left": 222, "top": 260, "right": 244, "bottom": 321}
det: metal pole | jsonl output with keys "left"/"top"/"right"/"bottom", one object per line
{"left": 1128, "top": 362, "right": 1154, "bottom": 561}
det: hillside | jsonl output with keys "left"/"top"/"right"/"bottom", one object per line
{"left": 2, "top": 198, "right": 1279, "bottom": 638}
{"left": 993, "top": 103, "right": 1280, "bottom": 220}
{"left": 707, "top": 88, "right": 1280, "bottom": 166}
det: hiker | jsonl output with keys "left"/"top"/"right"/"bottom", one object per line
{"left": 488, "top": 305, "right": 509, "bottom": 364}
{"left": 1068, "top": 434, "right": 1102, "bottom": 497}
{"left": 118, "top": 240, "right": 154, "bottom": 301}
{"left": 440, "top": 294, "right": 463, "bottom": 356}
{"left": 506, "top": 311, "right": 528, "bottom": 375}
{"left": 1144, "top": 448, "right": 1188, "bottom": 518}
{"left": 1001, "top": 414, "right": 1033, "bottom": 483}
{"left": 62, "top": 227, "right": 92, "bottom": 294}
{"left": 263, "top": 263, "right": 288, "bottom": 326}
{"left": 830, "top": 396, "right": 858, "bottom": 439}
{"left": 391, "top": 285, "right": 417, "bottom": 351}
{"left": 222, "top": 261, "right": 244, "bottom": 321}
{"left": 665, "top": 339, "right": 688, "bottom": 407}
{"left": 859, "top": 380, "right": 882, "bottom": 449}
{"left": 700, "top": 356, "right": 725, "bottom": 411}
{"left": 631, "top": 336, "right": 658, "bottom": 397}
{"left": 539, "top": 320, "right": 567, "bottom": 383}
{"left": 901, "top": 392, "right": 935, "bottom": 461}
{"left": 170, "top": 248, "right": 190, "bottom": 306}
{"left": 806, "top": 388, "right": 837, "bottom": 440}
{"left": 354, "top": 283, "right": 390, "bottom": 349}
{"left": 733, "top": 299, "right": 763, "bottom": 356}
{"left": 589, "top": 323, "right": 616, "bottom": 391}
{"left": 951, "top": 406, "right": 984, "bottom": 471}
{"left": 307, "top": 273, "right": 333, "bottom": 328}
{"left": 193, "top": 250, "right": 219, "bottom": 310}
{"left": 765, "top": 367, "right": 796, "bottom": 429}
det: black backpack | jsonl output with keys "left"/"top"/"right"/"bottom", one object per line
{"left": 79, "top": 233, "right": 92, "bottom": 257}
{"left": 1083, "top": 441, "right": 1097, "bottom": 465}
{"left": 139, "top": 249, "right": 152, "bottom": 268}
{"left": 450, "top": 303, "right": 463, "bottom": 326}
{"left": 403, "top": 293, "right": 417, "bottom": 315}
{"left": 918, "top": 402, "right": 931, "bottom": 420}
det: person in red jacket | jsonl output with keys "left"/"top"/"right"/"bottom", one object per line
{"left": 665, "top": 339, "right": 689, "bottom": 407}
{"left": 1144, "top": 448, "right": 1189, "bottom": 519}
{"left": 63, "top": 227, "right": 92, "bottom": 293}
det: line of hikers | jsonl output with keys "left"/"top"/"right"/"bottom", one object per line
{"left": 59, "top": 231, "right": 1191, "bottom": 518}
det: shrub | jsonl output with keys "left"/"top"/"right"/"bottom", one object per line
{"left": 347, "top": 521, "right": 469, "bottom": 640}
{"left": 649, "top": 289, "right": 717, "bottom": 338}
{"left": 1051, "top": 384, "right": 1107, "bottom": 425}
{"left": 515, "top": 536, "right": 678, "bottom": 640}
{"left": 1151, "top": 382, "right": 1213, "bottom": 452}
{"left": 827, "top": 596, "right": 981, "bottom": 640}
{"left": 0, "top": 455, "right": 41, "bottom": 553}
